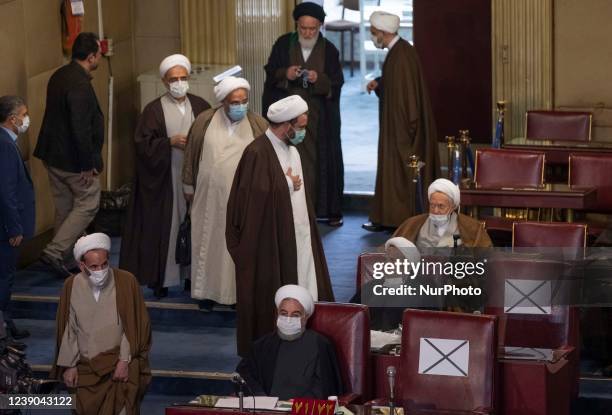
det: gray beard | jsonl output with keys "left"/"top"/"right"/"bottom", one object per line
{"left": 298, "top": 34, "right": 318, "bottom": 50}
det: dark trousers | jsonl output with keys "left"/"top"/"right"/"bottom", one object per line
{"left": 0, "top": 241, "right": 16, "bottom": 315}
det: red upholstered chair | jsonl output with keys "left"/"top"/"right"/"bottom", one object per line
{"left": 397, "top": 309, "right": 497, "bottom": 413}
{"left": 512, "top": 221, "right": 587, "bottom": 256}
{"left": 355, "top": 252, "right": 386, "bottom": 293}
{"left": 474, "top": 148, "right": 545, "bottom": 189}
{"left": 307, "top": 302, "right": 370, "bottom": 404}
{"left": 525, "top": 110, "right": 592, "bottom": 143}
{"left": 569, "top": 153, "right": 612, "bottom": 213}
{"left": 485, "top": 258, "right": 579, "bottom": 414}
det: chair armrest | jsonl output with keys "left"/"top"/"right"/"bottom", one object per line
{"left": 338, "top": 393, "right": 360, "bottom": 406}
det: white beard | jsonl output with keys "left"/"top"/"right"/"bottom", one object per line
{"left": 298, "top": 34, "right": 318, "bottom": 50}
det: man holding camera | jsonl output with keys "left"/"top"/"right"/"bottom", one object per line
{"left": 262, "top": 2, "right": 345, "bottom": 226}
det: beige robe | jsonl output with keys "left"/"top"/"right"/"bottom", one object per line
{"left": 161, "top": 94, "right": 194, "bottom": 288}
{"left": 189, "top": 109, "right": 256, "bottom": 303}
{"left": 57, "top": 270, "right": 130, "bottom": 367}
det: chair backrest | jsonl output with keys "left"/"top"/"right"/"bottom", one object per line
{"left": 474, "top": 148, "right": 545, "bottom": 189}
{"left": 308, "top": 302, "right": 370, "bottom": 402}
{"left": 484, "top": 258, "right": 579, "bottom": 350}
{"left": 525, "top": 110, "right": 592, "bottom": 142}
{"left": 342, "top": 0, "right": 360, "bottom": 12}
{"left": 569, "top": 153, "right": 612, "bottom": 212}
{"left": 355, "top": 252, "right": 387, "bottom": 292}
{"left": 399, "top": 309, "right": 497, "bottom": 412}
{"left": 512, "top": 221, "right": 587, "bottom": 249}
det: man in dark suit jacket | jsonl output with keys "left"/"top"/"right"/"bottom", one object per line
{"left": 34, "top": 32, "right": 104, "bottom": 276}
{"left": 0, "top": 96, "right": 35, "bottom": 340}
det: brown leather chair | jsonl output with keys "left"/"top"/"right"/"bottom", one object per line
{"left": 512, "top": 221, "right": 587, "bottom": 250}
{"left": 397, "top": 309, "right": 497, "bottom": 413}
{"left": 569, "top": 153, "right": 612, "bottom": 213}
{"left": 474, "top": 148, "right": 546, "bottom": 189}
{"left": 324, "top": 0, "right": 359, "bottom": 77}
{"left": 308, "top": 302, "right": 370, "bottom": 404}
{"left": 525, "top": 110, "right": 592, "bottom": 142}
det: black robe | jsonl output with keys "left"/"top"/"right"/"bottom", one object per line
{"left": 236, "top": 330, "right": 343, "bottom": 399}
{"left": 119, "top": 94, "right": 210, "bottom": 289}
{"left": 262, "top": 32, "right": 344, "bottom": 219}
{"left": 226, "top": 135, "right": 334, "bottom": 357}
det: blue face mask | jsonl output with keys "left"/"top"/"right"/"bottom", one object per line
{"left": 289, "top": 127, "right": 306, "bottom": 146}
{"left": 228, "top": 103, "right": 248, "bottom": 122}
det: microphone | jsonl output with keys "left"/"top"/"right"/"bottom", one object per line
{"left": 231, "top": 372, "right": 246, "bottom": 385}
{"left": 453, "top": 234, "right": 461, "bottom": 249}
{"left": 386, "top": 366, "right": 396, "bottom": 402}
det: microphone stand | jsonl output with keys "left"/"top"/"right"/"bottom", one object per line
{"left": 238, "top": 384, "right": 244, "bottom": 412}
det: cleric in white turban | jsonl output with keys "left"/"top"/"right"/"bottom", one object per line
{"left": 392, "top": 178, "right": 492, "bottom": 248}
{"left": 54, "top": 231, "right": 152, "bottom": 413}
{"left": 362, "top": 9, "right": 440, "bottom": 233}
{"left": 226, "top": 94, "right": 334, "bottom": 357}
{"left": 235, "top": 284, "right": 343, "bottom": 400}
{"left": 182, "top": 75, "right": 267, "bottom": 312}
{"left": 119, "top": 53, "right": 210, "bottom": 299}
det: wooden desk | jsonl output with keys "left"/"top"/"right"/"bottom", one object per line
{"left": 166, "top": 404, "right": 485, "bottom": 415}
{"left": 460, "top": 184, "right": 597, "bottom": 222}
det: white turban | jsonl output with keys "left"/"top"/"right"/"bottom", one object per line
{"left": 370, "top": 11, "right": 400, "bottom": 34}
{"left": 214, "top": 76, "right": 250, "bottom": 102}
{"left": 385, "top": 237, "right": 421, "bottom": 263}
{"left": 159, "top": 54, "right": 191, "bottom": 78}
{"left": 267, "top": 95, "right": 308, "bottom": 123}
{"left": 73, "top": 233, "right": 111, "bottom": 261}
{"left": 428, "top": 178, "right": 461, "bottom": 208}
{"left": 275, "top": 284, "right": 315, "bottom": 316}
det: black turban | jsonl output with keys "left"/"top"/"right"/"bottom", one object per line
{"left": 293, "top": 2, "right": 326, "bottom": 23}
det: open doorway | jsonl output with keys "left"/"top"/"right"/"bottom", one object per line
{"left": 323, "top": 0, "right": 413, "bottom": 193}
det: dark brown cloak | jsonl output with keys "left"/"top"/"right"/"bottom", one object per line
{"left": 226, "top": 134, "right": 334, "bottom": 357}
{"left": 393, "top": 213, "right": 493, "bottom": 248}
{"left": 262, "top": 32, "right": 344, "bottom": 219}
{"left": 370, "top": 38, "right": 440, "bottom": 227}
{"left": 119, "top": 94, "right": 210, "bottom": 289}
{"left": 51, "top": 268, "right": 152, "bottom": 415}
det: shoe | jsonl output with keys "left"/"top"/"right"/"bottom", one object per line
{"left": 198, "top": 299, "right": 215, "bottom": 312}
{"left": 5, "top": 320, "right": 29, "bottom": 340}
{"left": 184, "top": 279, "right": 191, "bottom": 292}
{"left": 362, "top": 221, "right": 384, "bottom": 232}
{"left": 39, "top": 255, "right": 71, "bottom": 278}
{"left": 153, "top": 287, "right": 168, "bottom": 299}
{"left": 327, "top": 217, "right": 344, "bottom": 227}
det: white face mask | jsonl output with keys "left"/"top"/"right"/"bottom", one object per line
{"left": 371, "top": 33, "right": 384, "bottom": 49}
{"left": 14, "top": 115, "right": 30, "bottom": 135}
{"left": 277, "top": 316, "right": 304, "bottom": 340}
{"left": 429, "top": 213, "right": 450, "bottom": 228}
{"left": 87, "top": 266, "right": 109, "bottom": 287}
{"left": 169, "top": 80, "right": 189, "bottom": 99}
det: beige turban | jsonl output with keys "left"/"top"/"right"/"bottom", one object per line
{"left": 267, "top": 95, "right": 308, "bottom": 123}
{"left": 385, "top": 237, "right": 421, "bottom": 263}
{"left": 214, "top": 76, "right": 251, "bottom": 102}
{"left": 159, "top": 54, "right": 191, "bottom": 78}
{"left": 370, "top": 11, "right": 400, "bottom": 34}
{"left": 73, "top": 233, "right": 111, "bottom": 261}
{"left": 275, "top": 284, "right": 314, "bottom": 316}
{"left": 428, "top": 178, "right": 461, "bottom": 208}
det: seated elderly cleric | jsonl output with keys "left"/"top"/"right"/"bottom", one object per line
{"left": 393, "top": 178, "right": 492, "bottom": 248}
{"left": 236, "top": 285, "right": 343, "bottom": 399}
